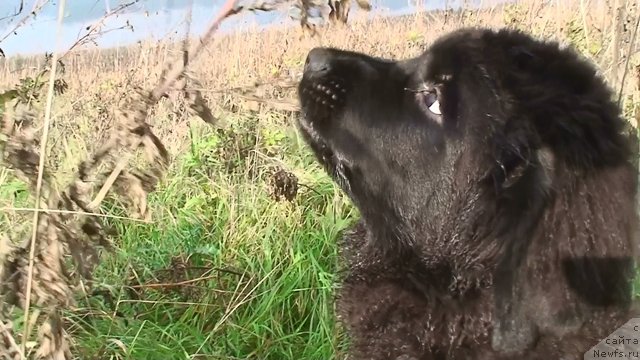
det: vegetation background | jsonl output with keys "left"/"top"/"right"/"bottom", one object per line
{"left": 0, "top": 0, "right": 638, "bottom": 359}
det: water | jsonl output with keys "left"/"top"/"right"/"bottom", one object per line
{"left": 0, "top": 0, "right": 493, "bottom": 57}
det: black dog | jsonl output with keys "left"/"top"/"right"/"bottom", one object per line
{"left": 296, "top": 27, "right": 639, "bottom": 360}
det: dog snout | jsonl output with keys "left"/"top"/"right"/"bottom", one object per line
{"left": 298, "top": 48, "right": 351, "bottom": 125}
{"left": 303, "top": 48, "right": 334, "bottom": 78}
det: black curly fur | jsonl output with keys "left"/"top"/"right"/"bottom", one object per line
{"left": 296, "top": 27, "right": 640, "bottom": 360}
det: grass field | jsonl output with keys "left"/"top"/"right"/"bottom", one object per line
{"left": 1, "top": 0, "right": 639, "bottom": 359}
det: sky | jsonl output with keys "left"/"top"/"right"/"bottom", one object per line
{"left": 0, "top": 0, "right": 491, "bottom": 57}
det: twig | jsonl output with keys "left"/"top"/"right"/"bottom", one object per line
{"left": 0, "top": 0, "right": 25, "bottom": 22}
{"left": 0, "top": 0, "right": 50, "bottom": 45}
{"left": 22, "top": 0, "right": 66, "bottom": 354}
{"left": 195, "top": 80, "right": 299, "bottom": 94}
{"left": 617, "top": 9, "right": 640, "bottom": 107}
{"left": 115, "top": 299, "right": 220, "bottom": 307}
{"left": 611, "top": 0, "right": 624, "bottom": 89}
{"left": 1, "top": 207, "right": 152, "bottom": 223}
{"left": 85, "top": 0, "right": 240, "bottom": 198}
{"left": 0, "top": 321, "right": 24, "bottom": 360}
{"left": 87, "top": 151, "right": 134, "bottom": 210}
{"left": 149, "top": 0, "right": 239, "bottom": 102}
{"left": 156, "top": 266, "right": 244, "bottom": 277}
{"left": 579, "top": 0, "right": 590, "bottom": 49}
{"left": 299, "top": 183, "right": 323, "bottom": 197}
{"left": 234, "top": 93, "right": 300, "bottom": 112}
{"left": 128, "top": 273, "right": 221, "bottom": 289}
{"left": 59, "top": 1, "right": 139, "bottom": 60}
{"left": 194, "top": 262, "right": 281, "bottom": 354}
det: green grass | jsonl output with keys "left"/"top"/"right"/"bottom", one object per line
{"left": 0, "top": 3, "right": 638, "bottom": 353}
{"left": 1, "top": 92, "right": 639, "bottom": 360}
{"left": 2, "top": 103, "right": 639, "bottom": 360}
{"left": 64, "top": 112, "right": 358, "bottom": 359}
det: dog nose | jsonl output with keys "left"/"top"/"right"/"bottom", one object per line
{"left": 303, "top": 48, "right": 333, "bottom": 77}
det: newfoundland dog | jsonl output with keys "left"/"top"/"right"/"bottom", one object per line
{"left": 296, "top": 27, "right": 639, "bottom": 360}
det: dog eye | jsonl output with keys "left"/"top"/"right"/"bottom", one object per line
{"left": 428, "top": 98, "right": 441, "bottom": 115}
{"left": 416, "top": 89, "right": 441, "bottom": 116}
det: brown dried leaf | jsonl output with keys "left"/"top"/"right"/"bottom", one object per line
{"left": 0, "top": 320, "right": 22, "bottom": 360}
{"left": 183, "top": 76, "right": 216, "bottom": 125}
{"left": 269, "top": 168, "right": 299, "bottom": 202}
{"left": 1, "top": 107, "right": 51, "bottom": 194}
{"left": 112, "top": 170, "right": 150, "bottom": 220}
{"left": 35, "top": 313, "right": 71, "bottom": 360}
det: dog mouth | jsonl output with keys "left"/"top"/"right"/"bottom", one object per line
{"left": 296, "top": 101, "right": 354, "bottom": 192}
{"left": 297, "top": 74, "right": 355, "bottom": 191}
{"left": 298, "top": 118, "right": 354, "bottom": 189}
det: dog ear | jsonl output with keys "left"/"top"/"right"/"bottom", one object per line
{"left": 489, "top": 141, "right": 555, "bottom": 357}
{"left": 491, "top": 146, "right": 555, "bottom": 195}
{"left": 488, "top": 121, "right": 540, "bottom": 195}
{"left": 506, "top": 43, "right": 630, "bottom": 169}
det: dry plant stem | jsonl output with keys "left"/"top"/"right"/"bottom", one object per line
{"left": 580, "top": 0, "right": 590, "bottom": 47}
{"left": 618, "top": 11, "right": 640, "bottom": 106}
{"left": 0, "top": 0, "right": 25, "bottom": 22}
{"left": 611, "top": 0, "right": 624, "bottom": 88}
{"left": 0, "top": 0, "right": 50, "bottom": 44}
{"left": 0, "top": 321, "right": 24, "bottom": 359}
{"left": 0, "top": 207, "right": 151, "bottom": 223}
{"left": 59, "top": 1, "right": 140, "bottom": 60}
{"left": 150, "top": 0, "right": 238, "bottom": 101}
{"left": 87, "top": 151, "right": 135, "bottom": 210}
{"left": 88, "top": 0, "right": 237, "bottom": 202}
{"left": 128, "top": 273, "right": 219, "bottom": 289}
{"left": 22, "top": 0, "right": 67, "bottom": 355}
{"left": 194, "top": 263, "right": 282, "bottom": 355}
{"left": 182, "top": 0, "right": 194, "bottom": 68}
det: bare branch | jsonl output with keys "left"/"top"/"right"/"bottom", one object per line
{"left": 0, "top": 0, "right": 50, "bottom": 45}
{"left": 0, "top": 0, "right": 25, "bottom": 22}
{"left": 617, "top": 8, "right": 640, "bottom": 106}
{"left": 59, "top": 0, "right": 140, "bottom": 60}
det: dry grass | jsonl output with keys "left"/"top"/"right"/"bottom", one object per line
{"left": 0, "top": 0, "right": 639, "bottom": 359}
